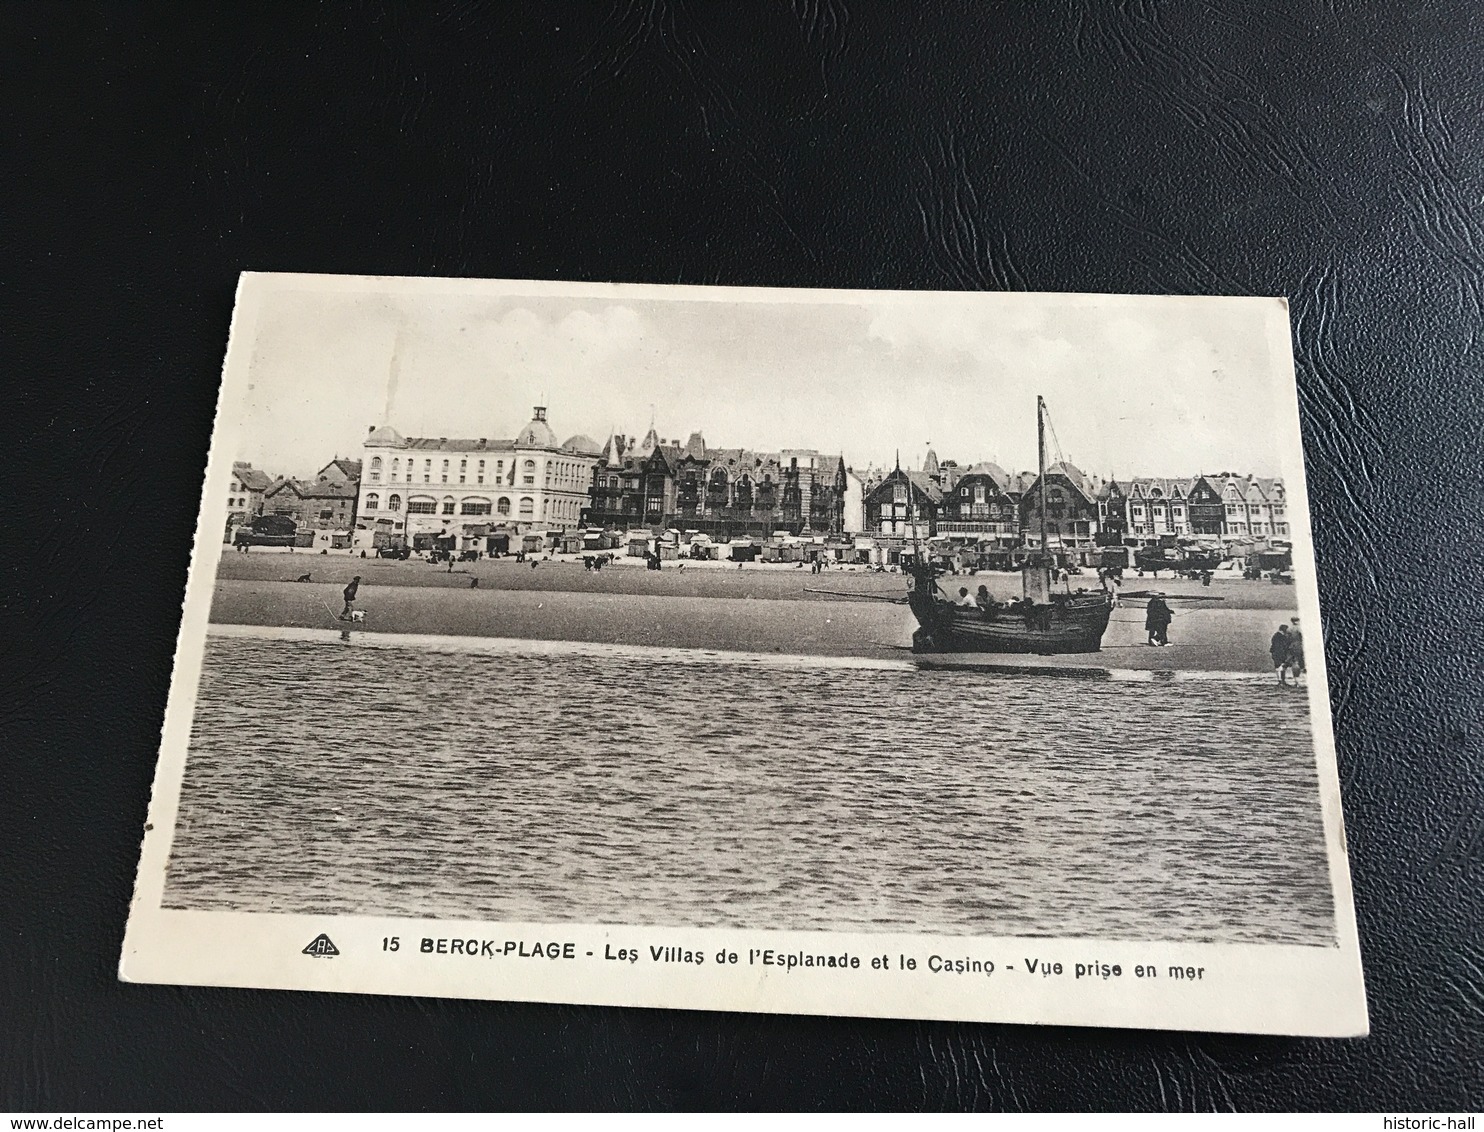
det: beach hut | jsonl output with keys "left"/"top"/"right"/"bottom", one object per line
{"left": 582, "top": 528, "right": 617, "bottom": 551}
{"left": 727, "top": 539, "right": 760, "bottom": 562}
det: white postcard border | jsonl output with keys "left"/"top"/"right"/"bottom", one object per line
{"left": 120, "top": 273, "right": 1368, "bottom": 1037}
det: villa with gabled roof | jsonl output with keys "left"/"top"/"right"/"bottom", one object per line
{"left": 1101, "top": 473, "right": 1288, "bottom": 545}
{"left": 584, "top": 426, "right": 848, "bottom": 536}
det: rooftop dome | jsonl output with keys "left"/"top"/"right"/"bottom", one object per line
{"left": 365, "top": 425, "right": 406, "bottom": 446}
{"left": 515, "top": 406, "right": 557, "bottom": 449}
{"left": 562, "top": 433, "right": 602, "bottom": 456}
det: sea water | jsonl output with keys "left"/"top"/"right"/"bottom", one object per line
{"left": 162, "top": 630, "right": 1336, "bottom": 944}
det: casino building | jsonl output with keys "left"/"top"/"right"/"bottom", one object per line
{"left": 355, "top": 406, "right": 602, "bottom": 549}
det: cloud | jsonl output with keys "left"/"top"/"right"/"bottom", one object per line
{"left": 235, "top": 285, "right": 1292, "bottom": 483}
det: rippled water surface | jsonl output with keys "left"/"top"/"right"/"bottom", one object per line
{"left": 165, "top": 632, "right": 1336, "bottom": 944}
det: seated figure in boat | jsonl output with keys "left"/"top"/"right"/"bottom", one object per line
{"left": 1005, "top": 596, "right": 1055, "bottom": 631}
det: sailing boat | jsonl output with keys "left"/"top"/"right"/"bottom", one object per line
{"left": 906, "top": 396, "right": 1115, "bottom": 654}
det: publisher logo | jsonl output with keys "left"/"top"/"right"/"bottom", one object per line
{"left": 302, "top": 933, "right": 340, "bottom": 957}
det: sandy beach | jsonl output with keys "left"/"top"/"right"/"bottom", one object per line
{"left": 210, "top": 550, "right": 1302, "bottom": 673}
{"left": 215, "top": 547, "right": 1302, "bottom": 608}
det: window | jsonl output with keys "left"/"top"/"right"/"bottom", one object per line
{"left": 461, "top": 500, "right": 492, "bottom": 515}
{"left": 407, "top": 499, "right": 437, "bottom": 514}
{"left": 365, "top": 493, "right": 379, "bottom": 511}
{"left": 518, "top": 497, "right": 534, "bottom": 517}
{"left": 442, "top": 497, "right": 455, "bottom": 515}
{"left": 477, "top": 460, "right": 485, "bottom": 485}
{"left": 319, "top": 509, "right": 333, "bottom": 520}
{"left": 392, "top": 459, "right": 399, "bottom": 477}
{"left": 369, "top": 457, "right": 382, "bottom": 483}
{"left": 424, "top": 460, "right": 431, "bottom": 483}
{"left": 387, "top": 494, "right": 401, "bottom": 511}
{"left": 497, "top": 497, "right": 511, "bottom": 515}
{"left": 523, "top": 459, "right": 536, "bottom": 486}
{"left": 974, "top": 485, "right": 986, "bottom": 504}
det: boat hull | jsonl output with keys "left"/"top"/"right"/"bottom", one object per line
{"left": 907, "top": 591, "right": 1114, "bottom": 655}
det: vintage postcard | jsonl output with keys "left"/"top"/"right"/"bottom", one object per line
{"left": 121, "top": 273, "right": 1367, "bottom": 1035}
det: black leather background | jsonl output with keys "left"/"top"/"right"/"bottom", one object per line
{"left": 3, "top": 2, "right": 1481, "bottom": 1111}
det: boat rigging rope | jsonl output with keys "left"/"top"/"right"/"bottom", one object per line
{"left": 1043, "top": 402, "right": 1069, "bottom": 469}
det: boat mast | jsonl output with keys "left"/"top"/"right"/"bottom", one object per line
{"left": 1037, "top": 395, "right": 1048, "bottom": 560}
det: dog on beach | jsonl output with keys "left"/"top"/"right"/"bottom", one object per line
{"left": 295, "top": 573, "right": 312, "bottom": 582}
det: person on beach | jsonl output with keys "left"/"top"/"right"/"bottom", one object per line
{"left": 1270, "top": 624, "right": 1292, "bottom": 685}
{"left": 1286, "top": 617, "right": 1305, "bottom": 682}
{"left": 1145, "top": 594, "right": 1173, "bottom": 646}
{"left": 340, "top": 575, "right": 361, "bottom": 620}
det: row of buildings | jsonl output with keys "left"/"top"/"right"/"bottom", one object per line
{"left": 226, "top": 458, "right": 360, "bottom": 536}
{"left": 228, "top": 405, "right": 1290, "bottom": 562}
{"left": 862, "top": 449, "right": 1290, "bottom": 561}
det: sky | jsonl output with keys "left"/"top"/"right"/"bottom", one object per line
{"left": 230, "top": 281, "right": 1295, "bottom": 481}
